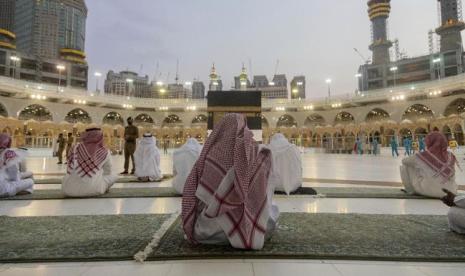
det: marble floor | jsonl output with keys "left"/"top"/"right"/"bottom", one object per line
{"left": 1, "top": 152, "right": 465, "bottom": 275}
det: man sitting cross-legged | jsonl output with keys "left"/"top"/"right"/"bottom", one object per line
{"left": 134, "top": 133, "right": 163, "bottom": 182}
{"left": 62, "top": 128, "right": 117, "bottom": 197}
{"left": 182, "top": 114, "right": 279, "bottom": 250}
{"left": 0, "top": 133, "right": 34, "bottom": 197}
{"left": 172, "top": 138, "right": 202, "bottom": 194}
{"left": 266, "top": 133, "right": 302, "bottom": 195}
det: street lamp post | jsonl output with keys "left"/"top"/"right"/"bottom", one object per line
{"left": 433, "top": 58, "right": 441, "bottom": 80}
{"left": 56, "top": 64, "right": 66, "bottom": 92}
{"left": 126, "top": 78, "right": 134, "bottom": 97}
{"left": 326, "top": 78, "right": 332, "bottom": 101}
{"left": 355, "top": 73, "right": 363, "bottom": 94}
{"left": 10, "top": 56, "right": 20, "bottom": 79}
{"left": 94, "top": 72, "right": 102, "bottom": 94}
{"left": 390, "top": 66, "right": 398, "bottom": 88}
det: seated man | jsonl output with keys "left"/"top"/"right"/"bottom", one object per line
{"left": 62, "top": 128, "right": 117, "bottom": 197}
{"left": 400, "top": 132, "right": 458, "bottom": 198}
{"left": 134, "top": 133, "right": 162, "bottom": 182}
{"left": 172, "top": 138, "right": 202, "bottom": 194}
{"left": 182, "top": 114, "right": 279, "bottom": 250}
{"left": 442, "top": 189, "right": 465, "bottom": 234}
{"left": 267, "top": 133, "right": 302, "bottom": 195}
{"left": 0, "top": 134, "right": 34, "bottom": 197}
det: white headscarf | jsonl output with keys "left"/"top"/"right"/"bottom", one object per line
{"left": 267, "top": 133, "right": 302, "bottom": 194}
{"left": 172, "top": 138, "right": 202, "bottom": 194}
{"left": 134, "top": 134, "right": 162, "bottom": 180}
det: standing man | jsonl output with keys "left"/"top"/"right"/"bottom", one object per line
{"left": 390, "top": 136, "right": 399, "bottom": 157}
{"left": 419, "top": 136, "right": 426, "bottom": 152}
{"left": 56, "top": 133, "right": 66, "bottom": 164}
{"left": 65, "top": 132, "right": 74, "bottom": 162}
{"left": 372, "top": 138, "right": 379, "bottom": 156}
{"left": 121, "top": 117, "right": 139, "bottom": 175}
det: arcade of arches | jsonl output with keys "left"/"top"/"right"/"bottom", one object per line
{"left": 1, "top": 99, "right": 465, "bottom": 151}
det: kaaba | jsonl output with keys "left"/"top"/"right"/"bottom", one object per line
{"left": 207, "top": 91, "right": 262, "bottom": 141}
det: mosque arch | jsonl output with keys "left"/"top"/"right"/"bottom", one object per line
{"left": 277, "top": 114, "right": 297, "bottom": 128}
{"left": 102, "top": 112, "right": 124, "bottom": 126}
{"left": 402, "top": 104, "right": 434, "bottom": 121}
{"left": 454, "top": 123, "right": 465, "bottom": 145}
{"left": 191, "top": 114, "right": 207, "bottom": 126}
{"left": 414, "top": 127, "right": 428, "bottom": 138}
{"left": 334, "top": 111, "right": 355, "bottom": 125}
{"left": 162, "top": 114, "right": 183, "bottom": 128}
{"left": 18, "top": 104, "right": 53, "bottom": 121}
{"left": 304, "top": 114, "right": 326, "bottom": 128}
{"left": 444, "top": 98, "right": 465, "bottom": 117}
{"left": 365, "top": 108, "right": 390, "bottom": 122}
{"left": 0, "top": 102, "right": 7, "bottom": 117}
{"left": 65, "top": 108, "right": 92, "bottom": 124}
{"left": 443, "top": 125, "right": 452, "bottom": 140}
{"left": 261, "top": 115, "right": 269, "bottom": 128}
{"left": 134, "top": 113, "right": 154, "bottom": 125}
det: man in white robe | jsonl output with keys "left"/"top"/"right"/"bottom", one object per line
{"left": 62, "top": 128, "right": 117, "bottom": 197}
{"left": 0, "top": 134, "right": 34, "bottom": 197}
{"left": 401, "top": 132, "right": 458, "bottom": 198}
{"left": 134, "top": 133, "right": 163, "bottom": 182}
{"left": 267, "top": 133, "right": 303, "bottom": 195}
{"left": 172, "top": 138, "right": 202, "bottom": 194}
{"left": 442, "top": 189, "right": 465, "bottom": 234}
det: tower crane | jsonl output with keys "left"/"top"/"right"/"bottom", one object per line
{"left": 353, "top": 48, "right": 370, "bottom": 64}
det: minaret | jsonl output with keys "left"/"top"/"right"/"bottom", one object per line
{"left": 367, "top": 0, "right": 393, "bottom": 65}
{"left": 209, "top": 63, "right": 221, "bottom": 91}
{"left": 239, "top": 63, "right": 249, "bottom": 91}
{"left": 436, "top": 0, "right": 465, "bottom": 52}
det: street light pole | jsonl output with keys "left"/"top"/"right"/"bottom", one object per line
{"left": 433, "top": 58, "right": 441, "bottom": 80}
{"left": 126, "top": 78, "right": 134, "bottom": 97}
{"left": 94, "top": 72, "right": 102, "bottom": 94}
{"left": 326, "top": 78, "right": 332, "bottom": 101}
{"left": 390, "top": 66, "right": 398, "bottom": 88}
{"left": 10, "top": 56, "right": 20, "bottom": 79}
{"left": 56, "top": 64, "right": 65, "bottom": 92}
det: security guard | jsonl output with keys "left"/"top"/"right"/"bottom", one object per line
{"left": 121, "top": 117, "right": 139, "bottom": 175}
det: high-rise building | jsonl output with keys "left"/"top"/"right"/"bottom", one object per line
{"left": 0, "top": 0, "right": 16, "bottom": 51}
{"left": 368, "top": 0, "right": 392, "bottom": 65}
{"left": 290, "top": 76, "right": 306, "bottom": 99}
{"left": 104, "top": 71, "right": 150, "bottom": 98}
{"left": 192, "top": 81, "right": 205, "bottom": 99}
{"left": 252, "top": 75, "right": 269, "bottom": 88}
{"left": 15, "top": 0, "right": 87, "bottom": 62}
{"left": 436, "top": 0, "right": 465, "bottom": 52}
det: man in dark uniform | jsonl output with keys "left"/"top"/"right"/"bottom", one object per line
{"left": 121, "top": 117, "right": 139, "bottom": 175}
{"left": 65, "top": 132, "right": 74, "bottom": 162}
{"left": 56, "top": 133, "right": 66, "bottom": 164}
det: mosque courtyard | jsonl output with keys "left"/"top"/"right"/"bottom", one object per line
{"left": 1, "top": 150, "right": 464, "bottom": 275}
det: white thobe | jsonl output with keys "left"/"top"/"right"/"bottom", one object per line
{"left": 172, "top": 141, "right": 202, "bottom": 194}
{"left": 134, "top": 137, "right": 162, "bottom": 181}
{"left": 448, "top": 196, "right": 465, "bottom": 234}
{"left": 0, "top": 149, "right": 34, "bottom": 197}
{"left": 400, "top": 155, "right": 458, "bottom": 198}
{"left": 267, "top": 135, "right": 303, "bottom": 195}
{"left": 62, "top": 150, "right": 117, "bottom": 197}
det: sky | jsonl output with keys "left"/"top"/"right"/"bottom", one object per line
{"left": 85, "top": 0, "right": 439, "bottom": 99}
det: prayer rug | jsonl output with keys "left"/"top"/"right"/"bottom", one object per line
{"left": 146, "top": 213, "right": 465, "bottom": 262}
{"left": 4, "top": 187, "right": 459, "bottom": 200}
{"left": 0, "top": 214, "right": 173, "bottom": 263}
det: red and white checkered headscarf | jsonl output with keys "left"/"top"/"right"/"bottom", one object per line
{"left": 0, "top": 133, "right": 20, "bottom": 170}
{"left": 67, "top": 129, "right": 108, "bottom": 178}
{"left": 182, "top": 114, "right": 272, "bottom": 249}
{"left": 417, "top": 132, "right": 457, "bottom": 182}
